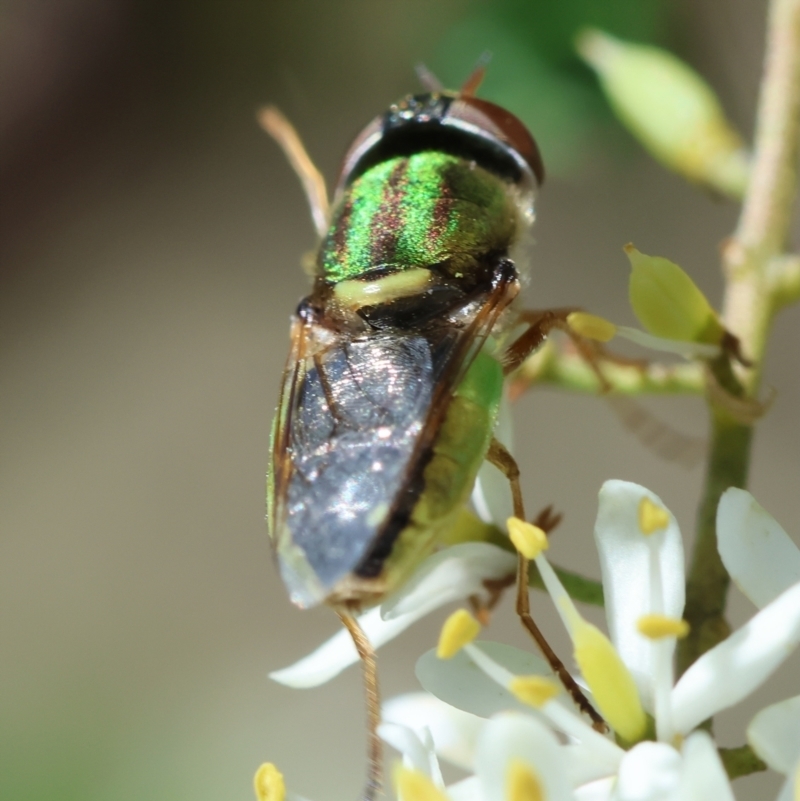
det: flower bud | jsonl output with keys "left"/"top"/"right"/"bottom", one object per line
{"left": 626, "top": 245, "right": 724, "bottom": 344}
{"left": 576, "top": 29, "right": 749, "bottom": 198}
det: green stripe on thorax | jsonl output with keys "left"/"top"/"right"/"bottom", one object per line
{"left": 319, "top": 152, "right": 518, "bottom": 284}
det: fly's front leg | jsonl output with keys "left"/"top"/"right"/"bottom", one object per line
{"left": 337, "top": 610, "right": 383, "bottom": 801}
{"left": 503, "top": 308, "right": 614, "bottom": 393}
{"left": 485, "top": 438, "right": 607, "bottom": 732}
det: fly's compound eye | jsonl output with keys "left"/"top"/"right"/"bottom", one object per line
{"left": 337, "top": 115, "right": 383, "bottom": 190}
{"left": 336, "top": 94, "right": 453, "bottom": 190}
{"left": 336, "top": 92, "right": 544, "bottom": 194}
{"left": 446, "top": 96, "right": 545, "bottom": 186}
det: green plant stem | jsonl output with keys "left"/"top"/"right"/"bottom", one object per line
{"left": 718, "top": 745, "right": 768, "bottom": 780}
{"left": 678, "top": 0, "right": 800, "bottom": 675}
{"left": 515, "top": 341, "right": 705, "bottom": 396}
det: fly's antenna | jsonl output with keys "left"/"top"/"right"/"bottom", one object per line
{"left": 415, "top": 62, "right": 444, "bottom": 92}
{"left": 460, "top": 51, "right": 492, "bottom": 97}
{"left": 258, "top": 106, "right": 330, "bottom": 238}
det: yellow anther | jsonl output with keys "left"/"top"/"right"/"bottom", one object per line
{"left": 437, "top": 609, "right": 481, "bottom": 659}
{"left": 793, "top": 759, "right": 800, "bottom": 801}
{"left": 637, "top": 614, "right": 690, "bottom": 640}
{"left": 571, "top": 614, "right": 648, "bottom": 744}
{"left": 506, "top": 758, "right": 545, "bottom": 801}
{"left": 254, "top": 763, "right": 285, "bottom": 801}
{"left": 507, "top": 517, "right": 549, "bottom": 559}
{"left": 567, "top": 311, "right": 618, "bottom": 342}
{"left": 509, "top": 675, "right": 561, "bottom": 708}
{"left": 394, "top": 765, "right": 450, "bottom": 801}
{"left": 638, "top": 497, "right": 669, "bottom": 535}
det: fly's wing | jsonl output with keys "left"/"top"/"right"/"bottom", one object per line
{"left": 269, "top": 267, "right": 517, "bottom": 608}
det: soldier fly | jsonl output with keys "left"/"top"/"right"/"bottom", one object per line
{"left": 262, "top": 66, "right": 602, "bottom": 799}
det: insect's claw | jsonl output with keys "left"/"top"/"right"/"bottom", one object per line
{"left": 531, "top": 504, "right": 563, "bottom": 535}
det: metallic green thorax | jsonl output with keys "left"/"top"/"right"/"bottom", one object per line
{"left": 319, "top": 152, "right": 517, "bottom": 283}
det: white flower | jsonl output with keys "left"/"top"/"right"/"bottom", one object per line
{"left": 381, "top": 704, "right": 583, "bottom": 801}
{"left": 716, "top": 486, "right": 800, "bottom": 608}
{"left": 382, "top": 692, "right": 735, "bottom": 801}
{"left": 269, "top": 541, "right": 516, "bottom": 688}
{"left": 397, "top": 481, "right": 800, "bottom": 799}
{"left": 748, "top": 694, "right": 800, "bottom": 801}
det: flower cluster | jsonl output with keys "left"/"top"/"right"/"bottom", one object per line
{"left": 265, "top": 481, "right": 800, "bottom": 801}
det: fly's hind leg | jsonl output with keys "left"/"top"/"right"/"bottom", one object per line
{"left": 337, "top": 609, "right": 383, "bottom": 801}
{"left": 485, "top": 438, "right": 607, "bottom": 732}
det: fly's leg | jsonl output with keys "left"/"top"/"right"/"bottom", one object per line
{"left": 485, "top": 438, "right": 607, "bottom": 732}
{"left": 503, "top": 308, "right": 611, "bottom": 390}
{"left": 337, "top": 610, "right": 383, "bottom": 801}
{"left": 506, "top": 310, "right": 706, "bottom": 466}
{"left": 258, "top": 107, "right": 330, "bottom": 238}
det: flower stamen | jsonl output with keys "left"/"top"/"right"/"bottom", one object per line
{"left": 637, "top": 614, "right": 690, "bottom": 640}
{"left": 254, "top": 763, "right": 285, "bottom": 801}
{"left": 506, "top": 758, "right": 545, "bottom": 801}
{"left": 566, "top": 311, "right": 618, "bottom": 342}
{"left": 393, "top": 765, "right": 449, "bottom": 801}
{"left": 437, "top": 609, "right": 481, "bottom": 659}
{"left": 461, "top": 643, "right": 624, "bottom": 766}
{"left": 509, "top": 675, "right": 561, "bottom": 708}
{"left": 638, "top": 497, "right": 670, "bottom": 535}
{"left": 568, "top": 608, "right": 648, "bottom": 744}
{"left": 507, "top": 517, "right": 549, "bottom": 559}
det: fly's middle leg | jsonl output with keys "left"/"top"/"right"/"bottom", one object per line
{"left": 485, "top": 437, "right": 607, "bottom": 732}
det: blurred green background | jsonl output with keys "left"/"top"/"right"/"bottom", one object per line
{"left": 1, "top": 1, "right": 798, "bottom": 800}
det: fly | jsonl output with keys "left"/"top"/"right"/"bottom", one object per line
{"left": 261, "top": 65, "right": 604, "bottom": 799}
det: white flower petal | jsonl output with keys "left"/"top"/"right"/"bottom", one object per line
{"left": 416, "top": 641, "right": 549, "bottom": 718}
{"left": 475, "top": 712, "right": 575, "bottom": 801}
{"left": 717, "top": 488, "right": 800, "bottom": 609}
{"left": 381, "top": 542, "right": 516, "bottom": 621}
{"left": 382, "top": 692, "right": 484, "bottom": 771}
{"left": 747, "top": 695, "right": 800, "bottom": 775}
{"left": 775, "top": 777, "right": 795, "bottom": 801}
{"left": 472, "top": 394, "right": 515, "bottom": 525}
{"left": 452, "top": 644, "right": 623, "bottom": 774}
{"left": 446, "top": 776, "right": 481, "bottom": 801}
{"left": 678, "top": 730, "right": 735, "bottom": 801}
{"left": 269, "top": 606, "right": 412, "bottom": 688}
{"left": 672, "top": 582, "right": 800, "bottom": 734}
{"left": 270, "top": 543, "right": 516, "bottom": 688}
{"left": 574, "top": 777, "right": 614, "bottom": 801}
{"left": 378, "top": 721, "right": 444, "bottom": 786}
{"left": 614, "top": 741, "right": 681, "bottom": 801}
{"left": 565, "top": 743, "right": 620, "bottom": 788}
{"left": 593, "top": 481, "right": 685, "bottom": 712}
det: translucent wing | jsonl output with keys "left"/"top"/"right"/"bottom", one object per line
{"left": 268, "top": 264, "right": 518, "bottom": 608}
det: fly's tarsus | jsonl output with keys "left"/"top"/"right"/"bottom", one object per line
{"left": 486, "top": 439, "right": 607, "bottom": 732}
{"left": 337, "top": 610, "right": 383, "bottom": 800}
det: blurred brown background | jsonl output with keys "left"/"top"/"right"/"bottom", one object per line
{"left": 1, "top": 1, "right": 797, "bottom": 800}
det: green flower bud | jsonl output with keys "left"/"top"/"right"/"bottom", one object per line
{"left": 626, "top": 245, "right": 724, "bottom": 344}
{"left": 576, "top": 29, "right": 749, "bottom": 199}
